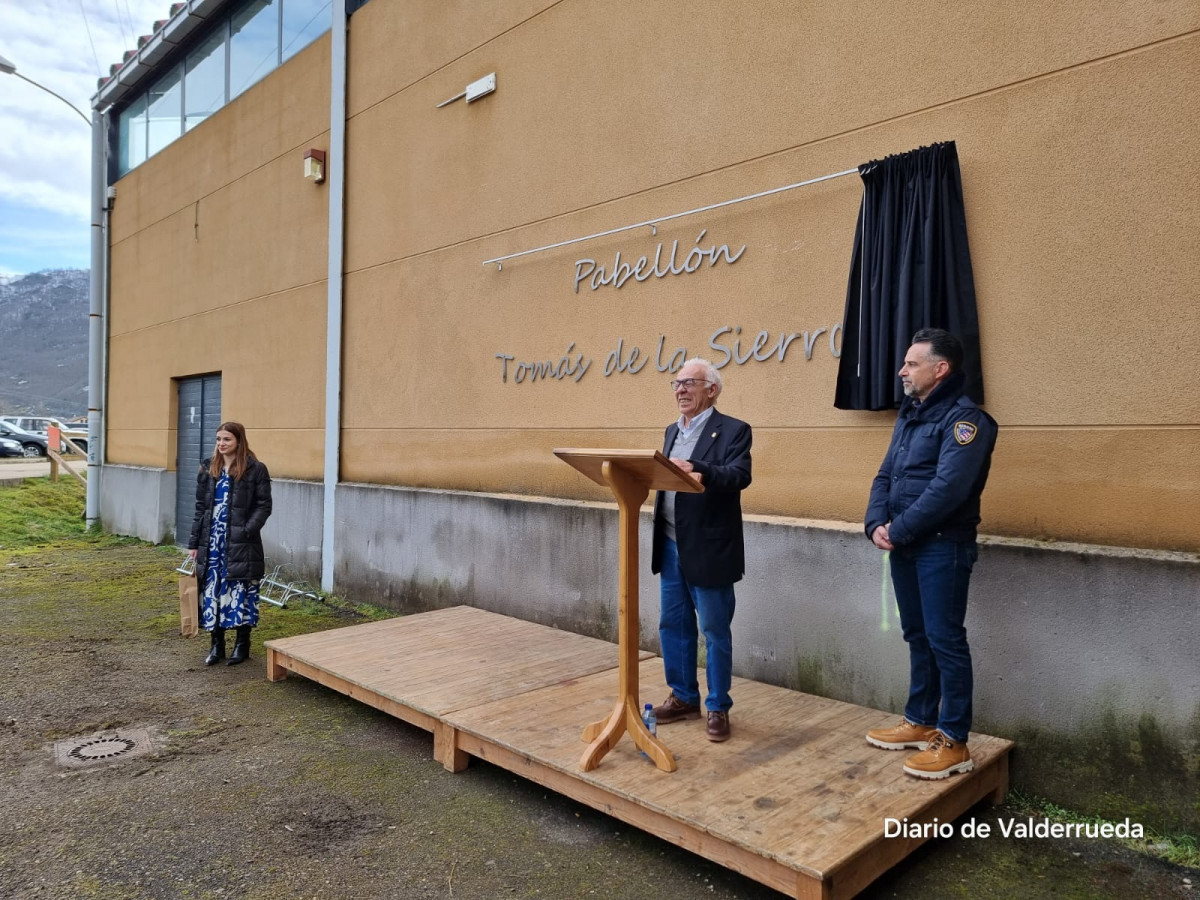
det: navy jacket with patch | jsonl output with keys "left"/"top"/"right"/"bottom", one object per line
{"left": 865, "top": 371, "right": 997, "bottom": 547}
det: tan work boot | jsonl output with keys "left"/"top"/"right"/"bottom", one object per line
{"left": 902, "top": 731, "right": 974, "bottom": 779}
{"left": 866, "top": 718, "right": 937, "bottom": 750}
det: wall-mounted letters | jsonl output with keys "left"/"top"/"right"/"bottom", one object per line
{"left": 573, "top": 229, "right": 745, "bottom": 293}
{"left": 495, "top": 324, "right": 842, "bottom": 384}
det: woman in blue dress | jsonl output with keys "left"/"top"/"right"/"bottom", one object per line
{"left": 187, "top": 422, "right": 273, "bottom": 666}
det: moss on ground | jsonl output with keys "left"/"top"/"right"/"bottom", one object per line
{"left": 2, "top": 478, "right": 1196, "bottom": 898}
{"left": 995, "top": 712, "right": 1200, "bottom": 836}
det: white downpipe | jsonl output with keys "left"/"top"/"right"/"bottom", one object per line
{"left": 85, "top": 110, "right": 106, "bottom": 527}
{"left": 321, "top": 0, "right": 349, "bottom": 592}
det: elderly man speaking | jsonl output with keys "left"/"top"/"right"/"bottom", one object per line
{"left": 650, "top": 358, "right": 753, "bottom": 742}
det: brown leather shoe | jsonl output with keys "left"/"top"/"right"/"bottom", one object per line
{"left": 706, "top": 711, "right": 730, "bottom": 742}
{"left": 652, "top": 693, "right": 701, "bottom": 724}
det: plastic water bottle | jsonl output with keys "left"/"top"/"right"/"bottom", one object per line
{"left": 641, "top": 703, "right": 657, "bottom": 758}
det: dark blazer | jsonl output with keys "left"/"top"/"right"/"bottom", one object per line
{"left": 651, "top": 408, "right": 753, "bottom": 587}
{"left": 189, "top": 457, "right": 273, "bottom": 582}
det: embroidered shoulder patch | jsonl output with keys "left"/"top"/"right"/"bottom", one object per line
{"left": 954, "top": 421, "right": 978, "bottom": 445}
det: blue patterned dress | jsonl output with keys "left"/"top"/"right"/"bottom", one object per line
{"left": 200, "top": 471, "right": 261, "bottom": 630}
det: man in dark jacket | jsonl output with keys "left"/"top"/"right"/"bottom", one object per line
{"left": 864, "top": 329, "right": 997, "bottom": 779}
{"left": 650, "top": 358, "right": 752, "bottom": 742}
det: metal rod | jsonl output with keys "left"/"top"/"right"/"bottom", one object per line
{"left": 482, "top": 166, "right": 860, "bottom": 268}
{"left": 8, "top": 69, "right": 92, "bottom": 125}
{"left": 86, "top": 110, "right": 105, "bottom": 527}
{"left": 321, "top": 0, "right": 349, "bottom": 593}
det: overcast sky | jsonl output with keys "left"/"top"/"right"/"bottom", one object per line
{"left": 0, "top": 0, "right": 167, "bottom": 279}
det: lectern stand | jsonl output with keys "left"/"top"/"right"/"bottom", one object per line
{"left": 554, "top": 448, "right": 704, "bottom": 773}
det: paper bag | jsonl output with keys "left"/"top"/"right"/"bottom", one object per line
{"left": 179, "top": 573, "right": 199, "bottom": 637}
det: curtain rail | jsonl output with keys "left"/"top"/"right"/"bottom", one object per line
{"left": 482, "top": 166, "right": 861, "bottom": 269}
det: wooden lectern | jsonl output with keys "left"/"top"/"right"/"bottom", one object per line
{"left": 554, "top": 448, "right": 704, "bottom": 773}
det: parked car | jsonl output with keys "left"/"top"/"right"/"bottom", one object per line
{"left": 0, "top": 435, "right": 23, "bottom": 458}
{"left": 0, "top": 416, "right": 87, "bottom": 453}
{"left": 0, "top": 422, "right": 49, "bottom": 458}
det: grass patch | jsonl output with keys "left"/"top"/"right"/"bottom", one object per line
{"left": 1010, "top": 788, "right": 1200, "bottom": 869}
{"left": 1002, "top": 712, "right": 1200, "bottom": 835}
{"left": 0, "top": 478, "right": 88, "bottom": 549}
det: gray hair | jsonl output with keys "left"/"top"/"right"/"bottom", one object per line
{"left": 682, "top": 357, "right": 722, "bottom": 397}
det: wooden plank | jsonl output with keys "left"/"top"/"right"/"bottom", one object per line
{"left": 553, "top": 448, "right": 703, "bottom": 493}
{"left": 434, "top": 720, "right": 468, "bottom": 773}
{"left": 264, "top": 606, "right": 652, "bottom": 718}
{"left": 264, "top": 606, "right": 1013, "bottom": 900}
{"left": 265, "top": 646, "right": 287, "bottom": 682}
{"left": 46, "top": 447, "right": 86, "bottom": 486}
{"left": 447, "top": 664, "right": 867, "bottom": 875}
{"left": 821, "top": 753, "right": 1009, "bottom": 900}
{"left": 446, "top": 657, "right": 1011, "bottom": 878}
{"left": 989, "top": 751, "right": 1010, "bottom": 804}
{"left": 270, "top": 652, "right": 437, "bottom": 733}
{"left": 451, "top": 728, "right": 821, "bottom": 900}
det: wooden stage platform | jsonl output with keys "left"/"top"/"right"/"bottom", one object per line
{"left": 265, "top": 605, "right": 1012, "bottom": 900}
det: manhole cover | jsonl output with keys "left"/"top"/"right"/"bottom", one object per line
{"left": 53, "top": 728, "right": 154, "bottom": 769}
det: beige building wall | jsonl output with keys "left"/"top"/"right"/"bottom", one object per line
{"left": 340, "top": 0, "right": 1200, "bottom": 551}
{"left": 104, "top": 1, "right": 1200, "bottom": 551}
{"left": 106, "top": 38, "right": 332, "bottom": 478}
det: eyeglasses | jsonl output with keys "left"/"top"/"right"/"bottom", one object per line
{"left": 670, "top": 378, "right": 711, "bottom": 391}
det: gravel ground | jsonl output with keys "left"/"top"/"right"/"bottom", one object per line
{"left": 0, "top": 538, "right": 1195, "bottom": 900}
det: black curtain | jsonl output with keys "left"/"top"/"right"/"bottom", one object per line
{"left": 834, "top": 141, "right": 983, "bottom": 410}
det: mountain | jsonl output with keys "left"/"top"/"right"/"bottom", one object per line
{"left": 0, "top": 269, "right": 90, "bottom": 416}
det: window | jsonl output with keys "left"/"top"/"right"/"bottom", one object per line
{"left": 146, "top": 65, "right": 184, "bottom": 155}
{"left": 119, "top": 94, "right": 148, "bottom": 172}
{"left": 185, "top": 26, "right": 227, "bottom": 131}
{"left": 283, "top": 0, "right": 330, "bottom": 62}
{"left": 115, "top": 0, "right": 330, "bottom": 175}
{"left": 230, "top": 0, "right": 279, "bottom": 100}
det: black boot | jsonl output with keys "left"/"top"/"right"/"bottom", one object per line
{"left": 227, "top": 625, "right": 252, "bottom": 666}
{"left": 204, "top": 627, "right": 226, "bottom": 666}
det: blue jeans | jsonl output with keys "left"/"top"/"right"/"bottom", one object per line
{"left": 890, "top": 538, "right": 977, "bottom": 743}
{"left": 658, "top": 537, "right": 736, "bottom": 712}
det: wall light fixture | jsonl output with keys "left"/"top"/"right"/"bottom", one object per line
{"left": 303, "top": 149, "right": 326, "bottom": 184}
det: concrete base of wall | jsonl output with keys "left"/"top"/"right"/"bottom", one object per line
{"left": 100, "top": 464, "right": 176, "bottom": 544}
{"left": 99, "top": 465, "right": 324, "bottom": 579}
{"left": 103, "top": 468, "right": 1200, "bottom": 829}
{"left": 334, "top": 483, "right": 623, "bottom": 641}
{"left": 332, "top": 483, "right": 1198, "bottom": 739}
{"left": 262, "top": 477, "right": 324, "bottom": 581}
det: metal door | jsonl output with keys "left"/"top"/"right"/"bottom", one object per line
{"left": 175, "top": 375, "right": 222, "bottom": 545}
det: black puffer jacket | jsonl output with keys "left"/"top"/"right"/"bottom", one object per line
{"left": 188, "top": 457, "right": 272, "bottom": 581}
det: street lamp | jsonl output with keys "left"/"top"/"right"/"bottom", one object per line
{"left": 0, "top": 53, "right": 91, "bottom": 125}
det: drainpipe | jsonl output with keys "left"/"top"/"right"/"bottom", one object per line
{"left": 85, "top": 109, "right": 106, "bottom": 528}
{"left": 321, "top": 0, "right": 348, "bottom": 592}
